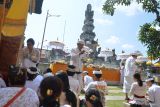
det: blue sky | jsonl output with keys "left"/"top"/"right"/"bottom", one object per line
{"left": 25, "top": 0, "right": 155, "bottom": 56}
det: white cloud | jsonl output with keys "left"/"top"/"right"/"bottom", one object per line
{"left": 121, "top": 44, "right": 134, "bottom": 49}
{"left": 116, "top": 1, "right": 143, "bottom": 16}
{"left": 95, "top": 6, "right": 103, "bottom": 14}
{"left": 95, "top": 18, "right": 113, "bottom": 25}
{"left": 106, "top": 36, "right": 120, "bottom": 45}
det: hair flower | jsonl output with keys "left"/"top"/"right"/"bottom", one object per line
{"left": 47, "top": 89, "right": 53, "bottom": 96}
{"left": 90, "top": 95, "right": 97, "bottom": 101}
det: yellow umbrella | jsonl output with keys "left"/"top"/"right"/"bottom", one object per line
{"left": 146, "top": 61, "right": 153, "bottom": 65}
{"left": 154, "top": 62, "right": 160, "bottom": 67}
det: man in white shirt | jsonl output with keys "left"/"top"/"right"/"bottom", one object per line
{"left": 146, "top": 78, "right": 160, "bottom": 107}
{"left": 83, "top": 71, "right": 93, "bottom": 89}
{"left": 70, "top": 40, "right": 89, "bottom": 91}
{"left": 66, "top": 65, "right": 81, "bottom": 95}
{"left": 84, "top": 70, "right": 108, "bottom": 107}
{"left": 123, "top": 51, "right": 138, "bottom": 100}
{"left": 22, "top": 38, "right": 40, "bottom": 68}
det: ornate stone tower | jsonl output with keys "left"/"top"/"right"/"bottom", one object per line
{"left": 80, "top": 4, "right": 100, "bottom": 58}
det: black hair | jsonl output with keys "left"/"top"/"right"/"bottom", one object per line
{"left": 40, "top": 76, "right": 63, "bottom": 107}
{"left": 27, "top": 38, "right": 35, "bottom": 45}
{"left": 66, "top": 71, "right": 75, "bottom": 76}
{"left": 27, "top": 67, "right": 38, "bottom": 80}
{"left": 85, "top": 89, "right": 103, "bottom": 107}
{"left": 56, "top": 71, "right": 77, "bottom": 107}
{"left": 68, "top": 65, "right": 75, "bottom": 69}
{"left": 27, "top": 72, "right": 37, "bottom": 80}
{"left": 8, "top": 65, "right": 27, "bottom": 86}
{"left": 95, "top": 74, "right": 102, "bottom": 79}
{"left": 133, "top": 73, "right": 143, "bottom": 87}
{"left": 150, "top": 80, "right": 155, "bottom": 84}
{"left": 44, "top": 68, "right": 52, "bottom": 74}
{"left": 66, "top": 65, "right": 76, "bottom": 76}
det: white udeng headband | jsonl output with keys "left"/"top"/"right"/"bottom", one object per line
{"left": 93, "top": 70, "right": 102, "bottom": 74}
{"left": 27, "top": 68, "right": 39, "bottom": 75}
{"left": 145, "top": 78, "right": 154, "bottom": 82}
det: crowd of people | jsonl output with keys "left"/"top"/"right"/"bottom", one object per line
{"left": 0, "top": 38, "right": 160, "bottom": 107}
{"left": 0, "top": 38, "right": 107, "bottom": 107}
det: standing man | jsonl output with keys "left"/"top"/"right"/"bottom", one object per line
{"left": 146, "top": 78, "right": 160, "bottom": 107}
{"left": 22, "top": 38, "right": 40, "bottom": 68}
{"left": 70, "top": 40, "right": 89, "bottom": 91}
{"left": 123, "top": 52, "right": 138, "bottom": 100}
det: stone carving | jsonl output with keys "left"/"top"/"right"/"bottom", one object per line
{"left": 80, "top": 4, "right": 99, "bottom": 58}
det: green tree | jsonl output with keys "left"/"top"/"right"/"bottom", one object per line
{"left": 102, "top": 0, "right": 160, "bottom": 59}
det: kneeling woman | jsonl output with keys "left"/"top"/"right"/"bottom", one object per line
{"left": 129, "top": 73, "right": 146, "bottom": 107}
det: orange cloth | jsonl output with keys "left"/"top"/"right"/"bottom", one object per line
{"left": 50, "top": 63, "right": 120, "bottom": 82}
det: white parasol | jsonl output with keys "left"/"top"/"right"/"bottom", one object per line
{"left": 136, "top": 56, "right": 149, "bottom": 63}
{"left": 117, "top": 53, "right": 130, "bottom": 60}
{"left": 49, "top": 41, "right": 65, "bottom": 49}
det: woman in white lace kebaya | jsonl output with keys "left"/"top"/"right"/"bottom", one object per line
{"left": 0, "top": 65, "right": 39, "bottom": 107}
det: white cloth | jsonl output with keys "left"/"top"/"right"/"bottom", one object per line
{"left": 84, "top": 75, "right": 93, "bottom": 88}
{"left": 22, "top": 47, "right": 40, "bottom": 68}
{"left": 147, "top": 84, "right": 160, "bottom": 107}
{"left": 129, "top": 82, "right": 146, "bottom": 105}
{"left": 84, "top": 81, "right": 108, "bottom": 107}
{"left": 123, "top": 56, "right": 137, "bottom": 93}
{"left": 43, "top": 72, "right": 54, "bottom": 78}
{"left": 68, "top": 76, "right": 81, "bottom": 95}
{"left": 70, "top": 46, "right": 88, "bottom": 72}
{"left": 25, "top": 75, "right": 43, "bottom": 92}
{"left": 124, "top": 56, "right": 137, "bottom": 77}
{"left": 0, "top": 87, "right": 39, "bottom": 107}
{"left": 120, "top": 66, "right": 125, "bottom": 85}
{"left": 0, "top": 78, "right": 6, "bottom": 88}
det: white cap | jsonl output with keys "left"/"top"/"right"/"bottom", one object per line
{"left": 77, "top": 40, "right": 85, "bottom": 45}
{"left": 145, "top": 78, "right": 154, "bottom": 82}
{"left": 83, "top": 71, "right": 88, "bottom": 74}
{"left": 93, "top": 70, "right": 102, "bottom": 74}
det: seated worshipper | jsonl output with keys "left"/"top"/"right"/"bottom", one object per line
{"left": 0, "top": 73, "right": 6, "bottom": 88}
{"left": 22, "top": 38, "right": 40, "bottom": 68}
{"left": 43, "top": 68, "right": 54, "bottom": 78}
{"left": 56, "top": 71, "right": 77, "bottom": 107}
{"left": 80, "top": 89, "right": 103, "bottom": 107}
{"left": 66, "top": 65, "right": 81, "bottom": 95}
{"left": 25, "top": 67, "right": 43, "bottom": 92}
{"left": 83, "top": 71, "right": 93, "bottom": 89}
{"left": 145, "top": 78, "right": 160, "bottom": 107}
{"left": 84, "top": 70, "right": 108, "bottom": 107}
{"left": 39, "top": 76, "right": 63, "bottom": 107}
{"left": 0, "top": 65, "right": 39, "bottom": 107}
{"left": 129, "top": 73, "right": 147, "bottom": 106}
